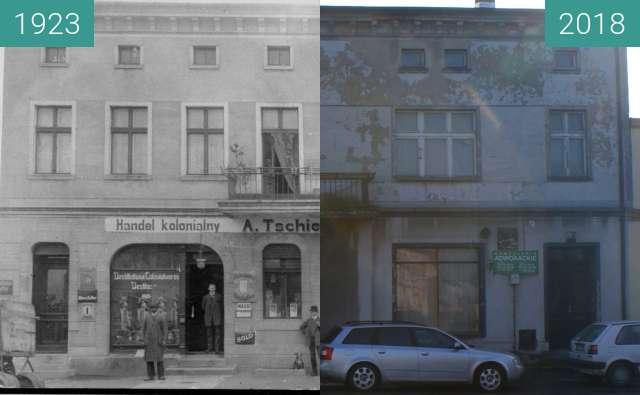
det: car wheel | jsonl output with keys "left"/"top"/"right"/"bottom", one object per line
{"left": 347, "top": 363, "right": 379, "bottom": 392}
{"left": 475, "top": 363, "right": 505, "bottom": 393}
{"left": 607, "top": 362, "right": 633, "bottom": 387}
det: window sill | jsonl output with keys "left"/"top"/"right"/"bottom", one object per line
{"left": 180, "top": 174, "right": 228, "bottom": 182}
{"left": 189, "top": 65, "right": 220, "bottom": 70}
{"left": 442, "top": 67, "right": 471, "bottom": 74}
{"left": 115, "top": 64, "right": 143, "bottom": 70}
{"left": 104, "top": 174, "right": 152, "bottom": 181}
{"left": 28, "top": 173, "right": 74, "bottom": 181}
{"left": 547, "top": 176, "right": 592, "bottom": 182}
{"left": 398, "top": 67, "right": 429, "bottom": 74}
{"left": 551, "top": 68, "right": 581, "bottom": 74}
{"left": 264, "top": 65, "right": 294, "bottom": 71}
{"left": 394, "top": 176, "right": 480, "bottom": 183}
{"left": 40, "top": 63, "right": 69, "bottom": 68}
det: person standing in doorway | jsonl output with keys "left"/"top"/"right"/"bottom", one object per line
{"left": 142, "top": 301, "right": 167, "bottom": 381}
{"left": 300, "top": 305, "right": 320, "bottom": 376}
{"left": 202, "top": 283, "right": 223, "bottom": 354}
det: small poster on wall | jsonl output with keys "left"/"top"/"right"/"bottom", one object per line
{"left": 289, "top": 303, "right": 298, "bottom": 318}
{"left": 269, "top": 303, "right": 279, "bottom": 318}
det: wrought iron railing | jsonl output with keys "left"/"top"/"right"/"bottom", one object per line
{"left": 225, "top": 167, "right": 320, "bottom": 200}
{"left": 320, "top": 172, "right": 375, "bottom": 207}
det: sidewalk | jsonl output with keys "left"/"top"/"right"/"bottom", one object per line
{"left": 45, "top": 371, "right": 320, "bottom": 390}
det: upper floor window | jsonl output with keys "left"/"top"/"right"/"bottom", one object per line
{"left": 394, "top": 110, "right": 477, "bottom": 179}
{"left": 43, "top": 48, "right": 67, "bottom": 65}
{"left": 266, "top": 46, "right": 292, "bottom": 69}
{"left": 117, "top": 45, "right": 142, "bottom": 66}
{"left": 400, "top": 49, "right": 427, "bottom": 71}
{"left": 192, "top": 46, "right": 218, "bottom": 67}
{"left": 553, "top": 49, "right": 579, "bottom": 72}
{"left": 549, "top": 110, "right": 588, "bottom": 179}
{"left": 110, "top": 107, "right": 148, "bottom": 175}
{"left": 444, "top": 49, "right": 468, "bottom": 72}
{"left": 35, "top": 106, "right": 72, "bottom": 174}
{"left": 263, "top": 244, "right": 301, "bottom": 319}
{"left": 262, "top": 107, "right": 300, "bottom": 194}
{"left": 186, "top": 107, "right": 224, "bottom": 175}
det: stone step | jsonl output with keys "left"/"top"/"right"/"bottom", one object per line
{"left": 165, "top": 365, "right": 237, "bottom": 376}
{"left": 166, "top": 358, "right": 227, "bottom": 368}
{"left": 31, "top": 369, "right": 75, "bottom": 380}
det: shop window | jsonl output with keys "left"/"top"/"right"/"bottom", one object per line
{"left": 43, "top": 47, "right": 67, "bottom": 65}
{"left": 35, "top": 106, "right": 73, "bottom": 174}
{"left": 548, "top": 110, "right": 588, "bottom": 179}
{"left": 33, "top": 243, "right": 69, "bottom": 352}
{"left": 394, "top": 245, "right": 482, "bottom": 337}
{"left": 261, "top": 107, "right": 300, "bottom": 195}
{"left": 192, "top": 46, "right": 218, "bottom": 67}
{"left": 400, "top": 49, "right": 427, "bottom": 71}
{"left": 265, "top": 46, "right": 292, "bottom": 68}
{"left": 109, "top": 106, "right": 149, "bottom": 175}
{"left": 443, "top": 49, "right": 468, "bottom": 71}
{"left": 186, "top": 107, "right": 224, "bottom": 174}
{"left": 263, "top": 244, "right": 301, "bottom": 319}
{"left": 117, "top": 45, "right": 142, "bottom": 66}
{"left": 394, "top": 110, "right": 477, "bottom": 179}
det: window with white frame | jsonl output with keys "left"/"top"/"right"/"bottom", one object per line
{"left": 192, "top": 46, "right": 217, "bottom": 67}
{"left": 266, "top": 46, "right": 291, "bottom": 67}
{"left": 35, "top": 106, "right": 72, "bottom": 174}
{"left": 394, "top": 110, "right": 477, "bottom": 178}
{"left": 400, "top": 48, "right": 426, "bottom": 70}
{"left": 117, "top": 45, "right": 141, "bottom": 66}
{"left": 549, "top": 110, "right": 588, "bottom": 178}
{"left": 110, "top": 107, "right": 148, "bottom": 175}
{"left": 444, "top": 49, "right": 468, "bottom": 70}
{"left": 186, "top": 107, "right": 224, "bottom": 174}
{"left": 44, "top": 48, "right": 67, "bottom": 64}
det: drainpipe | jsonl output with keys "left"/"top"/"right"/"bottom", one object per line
{"left": 615, "top": 47, "right": 628, "bottom": 320}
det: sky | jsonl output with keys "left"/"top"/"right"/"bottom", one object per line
{"left": 321, "top": 0, "right": 640, "bottom": 118}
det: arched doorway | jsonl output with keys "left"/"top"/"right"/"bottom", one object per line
{"left": 33, "top": 243, "right": 69, "bottom": 353}
{"left": 110, "top": 244, "right": 223, "bottom": 353}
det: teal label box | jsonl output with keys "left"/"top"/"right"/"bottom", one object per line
{"left": 0, "top": 0, "right": 94, "bottom": 47}
{"left": 546, "top": 0, "right": 640, "bottom": 47}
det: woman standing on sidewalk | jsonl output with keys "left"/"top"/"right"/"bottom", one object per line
{"left": 142, "top": 301, "right": 167, "bottom": 381}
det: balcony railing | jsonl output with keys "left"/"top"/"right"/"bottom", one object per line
{"left": 321, "top": 172, "right": 375, "bottom": 208}
{"left": 225, "top": 167, "right": 320, "bottom": 200}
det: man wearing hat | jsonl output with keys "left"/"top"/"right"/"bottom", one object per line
{"left": 201, "top": 283, "right": 223, "bottom": 354}
{"left": 299, "top": 305, "right": 320, "bottom": 376}
{"left": 142, "top": 300, "right": 168, "bottom": 380}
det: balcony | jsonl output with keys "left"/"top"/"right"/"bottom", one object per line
{"left": 219, "top": 167, "right": 320, "bottom": 214}
{"left": 321, "top": 172, "right": 376, "bottom": 216}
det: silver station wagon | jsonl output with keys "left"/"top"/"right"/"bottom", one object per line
{"left": 320, "top": 321, "right": 524, "bottom": 392}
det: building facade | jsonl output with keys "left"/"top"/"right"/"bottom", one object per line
{"left": 0, "top": 0, "right": 319, "bottom": 375}
{"left": 321, "top": 3, "right": 631, "bottom": 352}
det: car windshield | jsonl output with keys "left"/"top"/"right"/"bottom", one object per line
{"left": 322, "top": 326, "right": 343, "bottom": 344}
{"left": 574, "top": 324, "right": 607, "bottom": 342}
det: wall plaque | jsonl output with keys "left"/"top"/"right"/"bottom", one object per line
{"left": 236, "top": 302, "right": 252, "bottom": 318}
{"left": 235, "top": 331, "right": 256, "bottom": 345}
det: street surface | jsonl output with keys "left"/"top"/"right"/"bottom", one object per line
{"left": 322, "top": 367, "right": 640, "bottom": 395}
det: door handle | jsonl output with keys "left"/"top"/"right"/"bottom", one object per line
{"left": 377, "top": 351, "right": 386, "bottom": 355}
{"left": 421, "top": 352, "right": 430, "bottom": 356}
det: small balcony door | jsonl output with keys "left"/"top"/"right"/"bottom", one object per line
{"left": 261, "top": 107, "right": 300, "bottom": 197}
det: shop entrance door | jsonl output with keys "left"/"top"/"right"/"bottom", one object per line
{"left": 545, "top": 245, "right": 598, "bottom": 350}
{"left": 185, "top": 255, "right": 224, "bottom": 352}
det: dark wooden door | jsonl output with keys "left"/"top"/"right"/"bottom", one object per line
{"left": 185, "top": 257, "right": 223, "bottom": 352}
{"left": 33, "top": 255, "right": 69, "bottom": 352}
{"left": 546, "top": 246, "right": 597, "bottom": 350}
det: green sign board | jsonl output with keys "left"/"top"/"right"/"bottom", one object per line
{"left": 492, "top": 251, "right": 538, "bottom": 274}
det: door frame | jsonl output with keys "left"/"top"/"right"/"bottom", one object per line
{"left": 185, "top": 258, "right": 224, "bottom": 352}
{"left": 543, "top": 242, "right": 600, "bottom": 345}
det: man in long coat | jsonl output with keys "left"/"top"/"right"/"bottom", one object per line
{"left": 201, "top": 283, "right": 223, "bottom": 353}
{"left": 142, "top": 301, "right": 167, "bottom": 380}
{"left": 300, "top": 305, "right": 320, "bottom": 376}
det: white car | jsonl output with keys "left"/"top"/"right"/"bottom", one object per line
{"left": 569, "top": 321, "right": 640, "bottom": 387}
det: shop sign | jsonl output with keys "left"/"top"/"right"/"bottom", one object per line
{"left": 0, "top": 280, "right": 13, "bottom": 295}
{"left": 78, "top": 289, "right": 97, "bottom": 303}
{"left": 235, "top": 331, "right": 256, "bottom": 345}
{"left": 236, "top": 303, "right": 252, "bottom": 318}
{"left": 105, "top": 217, "right": 320, "bottom": 234}
{"left": 492, "top": 250, "right": 538, "bottom": 274}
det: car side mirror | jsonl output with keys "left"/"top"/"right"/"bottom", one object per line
{"left": 453, "top": 342, "right": 464, "bottom": 351}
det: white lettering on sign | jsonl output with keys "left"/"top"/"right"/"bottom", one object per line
{"left": 105, "top": 217, "right": 320, "bottom": 233}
